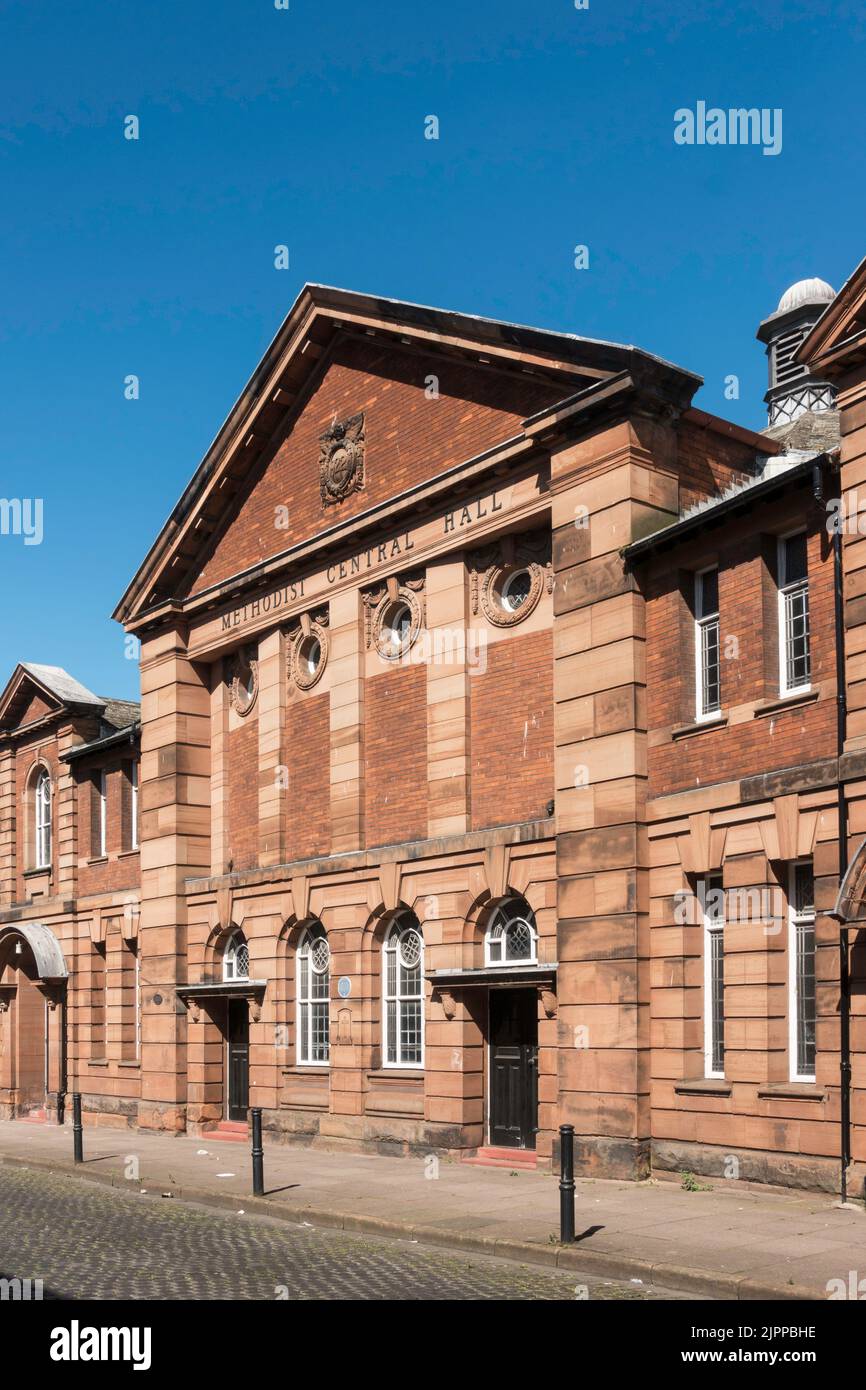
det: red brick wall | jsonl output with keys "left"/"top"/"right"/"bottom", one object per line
{"left": 677, "top": 420, "right": 757, "bottom": 514}
{"left": 285, "top": 691, "right": 330, "bottom": 862}
{"left": 188, "top": 338, "right": 560, "bottom": 596}
{"left": 19, "top": 693, "right": 54, "bottom": 726}
{"left": 365, "top": 664, "right": 427, "bottom": 848}
{"left": 226, "top": 718, "right": 259, "bottom": 871}
{"left": 77, "top": 760, "right": 140, "bottom": 898}
{"left": 470, "top": 630, "right": 554, "bottom": 829}
{"left": 647, "top": 516, "right": 836, "bottom": 797}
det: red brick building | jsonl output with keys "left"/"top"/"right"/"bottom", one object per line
{"left": 3, "top": 266, "right": 866, "bottom": 1194}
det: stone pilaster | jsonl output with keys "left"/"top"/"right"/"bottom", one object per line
{"left": 551, "top": 414, "right": 678, "bottom": 1178}
{"left": 0, "top": 746, "right": 15, "bottom": 906}
{"left": 137, "top": 626, "right": 211, "bottom": 1131}
{"left": 55, "top": 724, "right": 80, "bottom": 900}
{"left": 209, "top": 662, "right": 229, "bottom": 876}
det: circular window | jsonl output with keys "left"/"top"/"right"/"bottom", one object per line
{"left": 480, "top": 561, "right": 545, "bottom": 628}
{"left": 383, "top": 601, "right": 412, "bottom": 652}
{"left": 372, "top": 586, "right": 423, "bottom": 661}
{"left": 230, "top": 648, "right": 259, "bottom": 715}
{"left": 310, "top": 934, "right": 330, "bottom": 974}
{"left": 303, "top": 638, "right": 321, "bottom": 676}
{"left": 501, "top": 568, "right": 533, "bottom": 613}
{"left": 399, "top": 928, "right": 422, "bottom": 969}
{"left": 290, "top": 622, "right": 329, "bottom": 691}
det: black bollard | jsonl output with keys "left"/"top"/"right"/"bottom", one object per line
{"left": 251, "top": 1107, "right": 264, "bottom": 1196}
{"left": 559, "top": 1123, "right": 575, "bottom": 1243}
{"left": 72, "top": 1092, "right": 83, "bottom": 1163}
{"left": 56, "top": 1090, "right": 66, "bottom": 1126}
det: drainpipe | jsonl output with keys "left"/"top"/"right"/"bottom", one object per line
{"left": 816, "top": 459, "right": 852, "bottom": 1202}
{"left": 834, "top": 520, "right": 852, "bottom": 1206}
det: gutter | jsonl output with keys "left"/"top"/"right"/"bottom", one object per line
{"left": 623, "top": 455, "right": 821, "bottom": 563}
{"left": 61, "top": 721, "right": 141, "bottom": 763}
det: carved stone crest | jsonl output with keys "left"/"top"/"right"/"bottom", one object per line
{"left": 319, "top": 412, "right": 365, "bottom": 507}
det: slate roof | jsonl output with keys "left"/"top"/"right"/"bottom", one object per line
{"left": 21, "top": 663, "right": 104, "bottom": 708}
{"left": 15, "top": 665, "right": 140, "bottom": 733}
{"left": 99, "top": 698, "right": 142, "bottom": 732}
{"left": 764, "top": 409, "right": 841, "bottom": 453}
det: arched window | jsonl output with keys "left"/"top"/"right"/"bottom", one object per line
{"left": 297, "top": 923, "right": 330, "bottom": 1065}
{"left": 223, "top": 931, "right": 249, "bottom": 982}
{"left": 485, "top": 900, "right": 538, "bottom": 967}
{"left": 382, "top": 915, "right": 424, "bottom": 1067}
{"left": 34, "top": 768, "right": 52, "bottom": 870}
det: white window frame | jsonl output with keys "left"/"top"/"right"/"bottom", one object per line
{"left": 788, "top": 861, "right": 817, "bottom": 1083}
{"left": 96, "top": 770, "right": 107, "bottom": 857}
{"left": 382, "top": 919, "right": 425, "bottom": 1069}
{"left": 700, "top": 874, "right": 725, "bottom": 1079}
{"left": 130, "top": 762, "right": 139, "bottom": 851}
{"left": 296, "top": 926, "right": 330, "bottom": 1066}
{"left": 777, "top": 530, "right": 811, "bottom": 698}
{"left": 484, "top": 901, "right": 538, "bottom": 967}
{"left": 34, "top": 768, "right": 51, "bottom": 869}
{"left": 694, "top": 566, "right": 721, "bottom": 722}
{"left": 223, "top": 932, "right": 249, "bottom": 982}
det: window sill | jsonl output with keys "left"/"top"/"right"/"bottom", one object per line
{"left": 281, "top": 1064, "right": 329, "bottom": 1076}
{"left": 23, "top": 867, "right": 52, "bottom": 879}
{"left": 118, "top": 849, "right": 140, "bottom": 860}
{"left": 87, "top": 856, "right": 108, "bottom": 866}
{"left": 753, "top": 689, "right": 819, "bottom": 719}
{"left": 674, "top": 1078, "right": 732, "bottom": 1096}
{"left": 367, "top": 1068, "right": 424, "bottom": 1083}
{"left": 757, "top": 1082, "right": 825, "bottom": 1101}
{"left": 117, "top": 1060, "right": 141, "bottom": 1069}
{"left": 672, "top": 714, "right": 728, "bottom": 740}
{"left": 87, "top": 1058, "right": 109, "bottom": 1067}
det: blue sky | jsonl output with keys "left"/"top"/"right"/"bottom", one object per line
{"left": 0, "top": 0, "right": 863, "bottom": 699}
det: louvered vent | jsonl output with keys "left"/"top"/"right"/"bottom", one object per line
{"left": 772, "top": 328, "right": 808, "bottom": 388}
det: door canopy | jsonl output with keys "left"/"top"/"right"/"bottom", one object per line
{"left": 0, "top": 923, "right": 68, "bottom": 981}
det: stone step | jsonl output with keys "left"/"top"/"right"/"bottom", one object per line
{"left": 206, "top": 1121, "right": 249, "bottom": 1143}
{"left": 461, "top": 1145, "right": 537, "bottom": 1170}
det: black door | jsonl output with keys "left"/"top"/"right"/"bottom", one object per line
{"left": 227, "top": 999, "right": 249, "bottom": 1122}
{"left": 489, "top": 989, "right": 538, "bottom": 1149}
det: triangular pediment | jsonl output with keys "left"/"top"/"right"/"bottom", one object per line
{"left": 0, "top": 663, "right": 103, "bottom": 734}
{"left": 114, "top": 284, "right": 696, "bottom": 625}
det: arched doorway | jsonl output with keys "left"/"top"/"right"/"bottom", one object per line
{"left": 0, "top": 924, "right": 68, "bottom": 1120}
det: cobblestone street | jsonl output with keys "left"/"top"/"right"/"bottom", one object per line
{"left": 0, "top": 1165, "right": 685, "bottom": 1301}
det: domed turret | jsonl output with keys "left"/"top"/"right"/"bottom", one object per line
{"left": 757, "top": 277, "right": 837, "bottom": 427}
{"left": 776, "top": 277, "right": 836, "bottom": 315}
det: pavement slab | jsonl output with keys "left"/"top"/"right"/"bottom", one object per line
{"left": 0, "top": 1119, "right": 859, "bottom": 1299}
